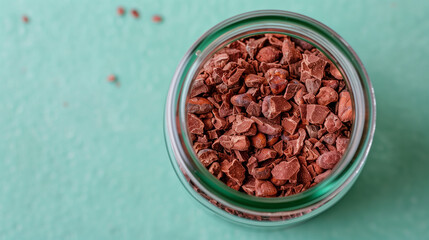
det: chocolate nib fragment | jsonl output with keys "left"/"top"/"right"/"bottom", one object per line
{"left": 251, "top": 116, "right": 282, "bottom": 135}
{"left": 225, "top": 159, "right": 246, "bottom": 185}
{"left": 187, "top": 34, "right": 354, "bottom": 197}
{"left": 255, "top": 180, "right": 277, "bottom": 197}
{"left": 231, "top": 93, "right": 254, "bottom": 107}
{"left": 316, "top": 87, "right": 338, "bottom": 105}
{"left": 271, "top": 158, "right": 300, "bottom": 181}
{"left": 197, "top": 149, "right": 219, "bottom": 167}
{"left": 256, "top": 46, "right": 281, "bottom": 63}
{"left": 316, "top": 151, "right": 341, "bottom": 169}
{"left": 265, "top": 68, "right": 288, "bottom": 94}
{"left": 262, "top": 96, "right": 291, "bottom": 119}
{"left": 219, "top": 135, "right": 250, "bottom": 151}
{"left": 338, "top": 91, "right": 353, "bottom": 122}
{"left": 255, "top": 148, "right": 277, "bottom": 162}
{"left": 187, "top": 97, "right": 213, "bottom": 114}
{"left": 188, "top": 113, "right": 204, "bottom": 135}
{"left": 307, "top": 104, "right": 330, "bottom": 124}
{"left": 301, "top": 52, "right": 327, "bottom": 81}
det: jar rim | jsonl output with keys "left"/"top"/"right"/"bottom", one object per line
{"left": 165, "top": 10, "right": 376, "bottom": 217}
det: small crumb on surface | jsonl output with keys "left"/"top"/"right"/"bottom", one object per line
{"left": 117, "top": 7, "right": 125, "bottom": 16}
{"left": 107, "top": 74, "right": 116, "bottom": 82}
{"left": 152, "top": 15, "right": 162, "bottom": 23}
{"left": 22, "top": 15, "right": 29, "bottom": 23}
{"left": 131, "top": 9, "right": 139, "bottom": 18}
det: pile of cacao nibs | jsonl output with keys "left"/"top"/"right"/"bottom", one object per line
{"left": 187, "top": 34, "right": 353, "bottom": 197}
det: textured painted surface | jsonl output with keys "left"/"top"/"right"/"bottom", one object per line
{"left": 0, "top": 0, "right": 428, "bottom": 239}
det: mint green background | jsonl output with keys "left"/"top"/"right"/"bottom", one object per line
{"left": 1, "top": 0, "right": 428, "bottom": 239}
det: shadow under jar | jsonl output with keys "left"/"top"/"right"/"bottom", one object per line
{"left": 165, "top": 10, "right": 376, "bottom": 227}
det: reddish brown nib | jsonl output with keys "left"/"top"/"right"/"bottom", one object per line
{"left": 131, "top": 9, "right": 139, "bottom": 18}
{"left": 107, "top": 74, "right": 116, "bottom": 82}
{"left": 22, "top": 15, "right": 29, "bottom": 23}
{"left": 152, "top": 15, "right": 162, "bottom": 23}
{"left": 117, "top": 7, "right": 125, "bottom": 16}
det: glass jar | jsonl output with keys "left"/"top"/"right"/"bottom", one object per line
{"left": 164, "top": 10, "right": 376, "bottom": 227}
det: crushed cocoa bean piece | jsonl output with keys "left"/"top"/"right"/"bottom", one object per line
{"left": 271, "top": 158, "right": 300, "bottom": 181}
{"left": 225, "top": 159, "right": 246, "bottom": 186}
{"left": 307, "top": 104, "right": 330, "bottom": 124}
{"left": 287, "top": 128, "right": 306, "bottom": 155}
{"left": 298, "top": 104, "right": 308, "bottom": 125}
{"left": 246, "top": 156, "right": 258, "bottom": 175}
{"left": 207, "top": 129, "right": 220, "bottom": 139}
{"left": 284, "top": 82, "right": 302, "bottom": 100}
{"left": 303, "top": 93, "right": 316, "bottom": 104}
{"left": 262, "top": 96, "right": 291, "bottom": 119}
{"left": 324, "top": 112, "right": 343, "bottom": 133}
{"left": 252, "top": 165, "right": 272, "bottom": 180}
{"left": 256, "top": 46, "right": 281, "bottom": 63}
{"left": 329, "top": 63, "right": 343, "bottom": 79}
{"left": 336, "top": 136, "right": 349, "bottom": 154}
{"left": 246, "top": 101, "right": 262, "bottom": 116}
{"left": 187, "top": 34, "right": 353, "bottom": 197}
{"left": 273, "top": 140, "right": 283, "bottom": 155}
{"left": 193, "top": 142, "right": 212, "bottom": 152}
{"left": 232, "top": 115, "right": 255, "bottom": 133}
{"left": 212, "top": 109, "right": 227, "bottom": 129}
{"left": 289, "top": 62, "right": 301, "bottom": 78}
{"left": 316, "top": 151, "right": 342, "bottom": 169}
{"left": 265, "top": 68, "right": 288, "bottom": 94}
{"left": 190, "top": 76, "right": 209, "bottom": 97}
{"left": 251, "top": 116, "right": 282, "bottom": 135}
{"left": 219, "top": 102, "right": 233, "bottom": 117}
{"left": 314, "top": 170, "right": 332, "bottom": 183}
{"left": 266, "top": 135, "right": 280, "bottom": 147}
{"left": 242, "top": 177, "right": 256, "bottom": 195}
{"left": 197, "top": 149, "right": 219, "bottom": 167}
{"left": 219, "top": 135, "right": 250, "bottom": 151}
{"left": 202, "top": 118, "right": 214, "bottom": 130}
{"left": 266, "top": 34, "right": 283, "bottom": 48}
{"left": 322, "top": 133, "right": 338, "bottom": 145}
{"left": 338, "top": 91, "right": 353, "bottom": 122}
{"left": 305, "top": 78, "right": 321, "bottom": 95}
{"left": 251, "top": 132, "right": 266, "bottom": 149}
{"left": 280, "top": 37, "right": 301, "bottom": 64}
{"left": 244, "top": 74, "right": 266, "bottom": 87}
{"left": 225, "top": 68, "right": 245, "bottom": 86}
{"left": 196, "top": 135, "right": 209, "bottom": 143}
{"left": 271, "top": 177, "right": 287, "bottom": 186}
{"left": 226, "top": 178, "right": 241, "bottom": 191}
{"left": 246, "top": 37, "right": 267, "bottom": 59}
{"left": 322, "top": 79, "right": 339, "bottom": 89}
{"left": 301, "top": 52, "right": 327, "bottom": 81}
{"left": 259, "top": 62, "right": 282, "bottom": 74}
{"left": 303, "top": 145, "right": 320, "bottom": 161}
{"left": 187, "top": 97, "right": 213, "bottom": 114}
{"left": 294, "top": 88, "right": 306, "bottom": 105}
{"left": 230, "top": 93, "right": 254, "bottom": 107}
{"left": 306, "top": 125, "right": 320, "bottom": 138}
{"left": 316, "top": 87, "right": 338, "bottom": 105}
{"left": 208, "top": 162, "right": 223, "bottom": 179}
{"left": 255, "top": 180, "right": 277, "bottom": 197}
{"left": 318, "top": 127, "right": 328, "bottom": 139}
{"left": 234, "top": 150, "right": 249, "bottom": 163}
{"left": 188, "top": 113, "right": 204, "bottom": 135}
{"left": 255, "top": 148, "right": 277, "bottom": 162}
{"left": 282, "top": 115, "right": 300, "bottom": 135}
